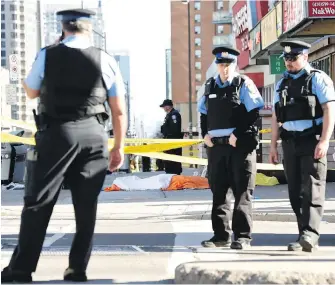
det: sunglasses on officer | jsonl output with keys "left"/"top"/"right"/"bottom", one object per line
{"left": 283, "top": 54, "right": 302, "bottom": 62}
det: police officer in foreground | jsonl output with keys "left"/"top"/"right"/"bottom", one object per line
{"left": 270, "top": 40, "right": 335, "bottom": 252}
{"left": 1, "top": 9, "right": 127, "bottom": 283}
{"left": 160, "top": 99, "right": 183, "bottom": 175}
{"left": 198, "top": 46, "right": 264, "bottom": 250}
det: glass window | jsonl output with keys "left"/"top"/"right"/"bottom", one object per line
{"left": 13, "top": 23, "right": 17, "bottom": 29}
{"left": 217, "top": 1, "right": 224, "bottom": 10}
{"left": 12, "top": 14, "right": 17, "bottom": 20}
{"left": 1, "top": 58, "right": 6, "bottom": 66}
{"left": 11, "top": 41, "right": 17, "bottom": 48}
{"left": 10, "top": 4, "right": 17, "bottom": 11}
{"left": 195, "top": 50, "right": 201, "bottom": 58}
{"left": 1, "top": 41, "right": 5, "bottom": 48}
{"left": 196, "top": 73, "right": 202, "bottom": 82}
{"left": 1, "top": 13, "right": 5, "bottom": 20}
{"left": 20, "top": 6, "right": 24, "bottom": 13}
{"left": 195, "top": 38, "right": 201, "bottom": 46}
{"left": 195, "top": 14, "right": 201, "bottom": 23}
{"left": 1, "top": 23, "right": 4, "bottom": 29}
{"left": 195, "top": 62, "right": 201, "bottom": 70}
{"left": 1, "top": 32, "right": 5, "bottom": 39}
{"left": 194, "top": 2, "right": 201, "bottom": 10}
{"left": 1, "top": 50, "right": 6, "bottom": 57}
{"left": 1, "top": 4, "right": 4, "bottom": 12}
{"left": 20, "top": 15, "right": 24, "bottom": 21}
{"left": 195, "top": 26, "right": 201, "bottom": 34}
{"left": 217, "top": 25, "right": 224, "bottom": 34}
{"left": 11, "top": 32, "right": 17, "bottom": 38}
{"left": 20, "top": 51, "right": 25, "bottom": 58}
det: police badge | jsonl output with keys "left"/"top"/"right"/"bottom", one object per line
{"left": 221, "top": 52, "right": 229, "bottom": 58}
{"left": 284, "top": 46, "right": 291, "bottom": 53}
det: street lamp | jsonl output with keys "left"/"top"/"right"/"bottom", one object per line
{"left": 182, "top": 0, "right": 194, "bottom": 167}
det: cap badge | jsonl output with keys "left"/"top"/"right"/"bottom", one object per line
{"left": 221, "top": 52, "right": 229, "bottom": 57}
{"left": 284, "top": 46, "right": 291, "bottom": 53}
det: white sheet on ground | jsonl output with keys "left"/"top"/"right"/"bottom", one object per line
{"left": 112, "top": 174, "right": 175, "bottom": 191}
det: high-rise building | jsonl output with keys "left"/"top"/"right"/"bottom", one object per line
{"left": 1, "top": 0, "right": 42, "bottom": 123}
{"left": 171, "top": 0, "right": 232, "bottom": 132}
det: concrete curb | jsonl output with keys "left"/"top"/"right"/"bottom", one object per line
{"left": 175, "top": 261, "right": 335, "bottom": 284}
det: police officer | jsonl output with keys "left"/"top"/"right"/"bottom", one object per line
{"left": 160, "top": 99, "right": 183, "bottom": 175}
{"left": 198, "top": 46, "right": 264, "bottom": 250}
{"left": 270, "top": 40, "right": 335, "bottom": 252}
{"left": 2, "top": 9, "right": 127, "bottom": 283}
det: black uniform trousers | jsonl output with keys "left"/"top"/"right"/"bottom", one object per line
{"left": 207, "top": 145, "right": 256, "bottom": 241}
{"left": 282, "top": 135, "right": 327, "bottom": 241}
{"left": 8, "top": 117, "right": 109, "bottom": 273}
{"left": 164, "top": 148, "right": 182, "bottom": 175}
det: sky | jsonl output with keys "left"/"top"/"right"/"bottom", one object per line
{"left": 43, "top": 0, "right": 171, "bottom": 136}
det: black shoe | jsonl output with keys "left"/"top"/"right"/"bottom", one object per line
{"left": 64, "top": 268, "right": 87, "bottom": 282}
{"left": 287, "top": 241, "right": 302, "bottom": 251}
{"left": 1, "top": 267, "right": 32, "bottom": 283}
{"left": 201, "top": 236, "right": 231, "bottom": 248}
{"left": 230, "top": 239, "right": 251, "bottom": 250}
{"left": 299, "top": 235, "right": 319, "bottom": 252}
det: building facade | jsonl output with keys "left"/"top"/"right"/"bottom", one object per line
{"left": 1, "top": 0, "right": 42, "bottom": 123}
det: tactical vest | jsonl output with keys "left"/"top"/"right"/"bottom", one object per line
{"left": 39, "top": 44, "right": 108, "bottom": 121}
{"left": 274, "top": 71, "right": 323, "bottom": 125}
{"left": 204, "top": 75, "right": 248, "bottom": 131}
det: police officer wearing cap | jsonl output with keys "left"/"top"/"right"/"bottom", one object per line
{"left": 160, "top": 99, "right": 183, "bottom": 175}
{"left": 270, "top": 40, "right": 335, "bottom": 252}
{"left": 2, "top": 9, "right": 127, "bottom": 283}
{"left": 198, "top": 46, "right": 264, "bottom": 250}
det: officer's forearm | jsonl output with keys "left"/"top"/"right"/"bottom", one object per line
{"left": 200, "top": 113, "right": 208, "bottom": 138}
{"left": 271, "top": 112, "right": 280, "bottom": 147}
{"left": 320, "top": 101, "right": 335, "bottom": 142}
{"left": 23, "top": 81, "right": 40, "bottom": 99}
{"left": 108, "top": 96, "right": 127, "bottom": 149}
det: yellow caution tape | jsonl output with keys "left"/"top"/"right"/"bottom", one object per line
{"left": 1, "top": 133, "right": 36, "bottom": 145}
{"left": 259, "top": 128, "right": 271, "bottom": 134}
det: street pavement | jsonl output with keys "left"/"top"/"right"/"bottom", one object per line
{"left": 1, "top": 172, "right": 335, "bottom": 284}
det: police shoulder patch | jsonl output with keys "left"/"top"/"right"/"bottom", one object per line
{"left": 244, "top": 79, "right": 258, "bottom": 94}
{"left": 322, "top": 74, "right": 334, "bottom": 88}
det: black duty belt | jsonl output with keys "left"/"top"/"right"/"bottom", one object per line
{"left": 211, "top": 136, "right": 230, "bottom": 145}
{"left": 280, "top": 126, "right": 321, "bottom": 140}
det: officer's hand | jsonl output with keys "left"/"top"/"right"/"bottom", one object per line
{"left": 269, "top": 146, "right": 279, "bottom": 164}
{"left": 229, "top": 133, "right": 237, "bottom": 148}
{"left": 204, "top": 134, "right": 214, "bottom": 148}
{"left": 314, "top": 139, "right": 329, "bottom": 160}
{"left": 109, "top": 147, "right": 124, "bottom": 172}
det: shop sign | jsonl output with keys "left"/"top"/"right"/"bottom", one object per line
{"left": 308, "top": 0, "right": 335, "bottom": 18}
{"left": 261, "top": 8, "right": 278, "bottom": 49}
{"left": 283, "top": 0, "right": 305, "bottom": 33}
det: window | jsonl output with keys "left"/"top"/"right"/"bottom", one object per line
{"left": 1, "top": 32, "right": 5, "bottom": 39}
{"left": 12, "top": 14, "right": 17, "bottom": 20}
{"left": 1, "top": 50, "right": 5, "bottom": 57}
{"left": 12, "top": 50, "right": 18, "bottom": 54}
{"left": 10, "top": 4, "right": 17, "bottom": 11}
{"left": 20, "top": 24, "right": 24, "bottom": 30}
{"left": 195, "top": 50, "right": 201, "bottom": 58}
{"left": 1, "top": 23, "right": 4, "bottom": 29}
{"left": 20, "top": 15, "right": 24, "bottom": 21}
{"left": 11, "top": 41, "right": 18, "bottom": 48}
{"left": 196, "top": 73, "right": 202, "bottom": 82}
{"left": 195, "top": 26, "right": 201, "bottom": 34}
{"left": 1, "top": 58, "right": 6, "bottom": 66}
{"left": 310, "top": 57, "right": 330, "bottom": 75}
{"left": 1, "top": 4, "right": 4, "bottom": 12}
{"left": 217, "top": 25, "right": 224, "bottom": 34}
{"left": 195, "top": 62, "right": 201, "bottom": 70}
{"left": 195, "top": 14, "right": 201, "bottom": 23}
{"left": 20, "top": 51, "right": 25, "bottom": 58}
{"left": 21, "top": 60, "right": 26, "bottom": 66}
{"left": 1, "top": 13, "right": 5, "bottom": 21}
{"left": 20, "top": 6, "right": 24, "bottom": 13}
{"left": 1, "top": 41, "right": 5, "bottom": 48}
{"left": 217, "top": 1, "right": 224, "bottom": 10}
{"left": 20, "top": 33, "right": 24, "bottom": 40}
{"left": 13, "top": 23, "right": 17, "bottom": 29}
{"left": 11, "top": 32, "right": 17, "bottom": 38}
{"left": 20, "top": 42, "right": 25, "bottom": 48}
{"left": 21, "top": 69, "right": 26, "bottom": 76}
{"left": 194, "top": 1, "right": 201, "bottom": 10}
{"left": 195, "top": 38, "right": 201, "bottom": 46}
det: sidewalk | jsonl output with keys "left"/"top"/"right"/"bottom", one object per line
{"left": 1, "top": 177, "right": 335, "bottom": 284}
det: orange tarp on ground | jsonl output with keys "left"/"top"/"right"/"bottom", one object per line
{"left": 163, "top": 175, "right": 209, "bottom": 191}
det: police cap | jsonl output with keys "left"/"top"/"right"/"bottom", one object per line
{"left": 279, "top": 40, "right": 311, "bottom": 57}
{"left": 212, "top": 46, "right": 240, "bottom": 64}
{"left": 160, "top": 99, "right": 173, "bottom": 107}
{"left": 56, "top": 9, "right": 96, "bottom": 22}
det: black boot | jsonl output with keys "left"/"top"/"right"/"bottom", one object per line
{"left": 201, "top": 236, "right": 231, "bottom": 248}
{"left": 1, "top": 267, "right": 32, "bottom": 283}
{"left": 230, "top": 238, "right": 251, "bottom": 250}
{"left": 64, "top": 268, "right": 88, "bottom": 282}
